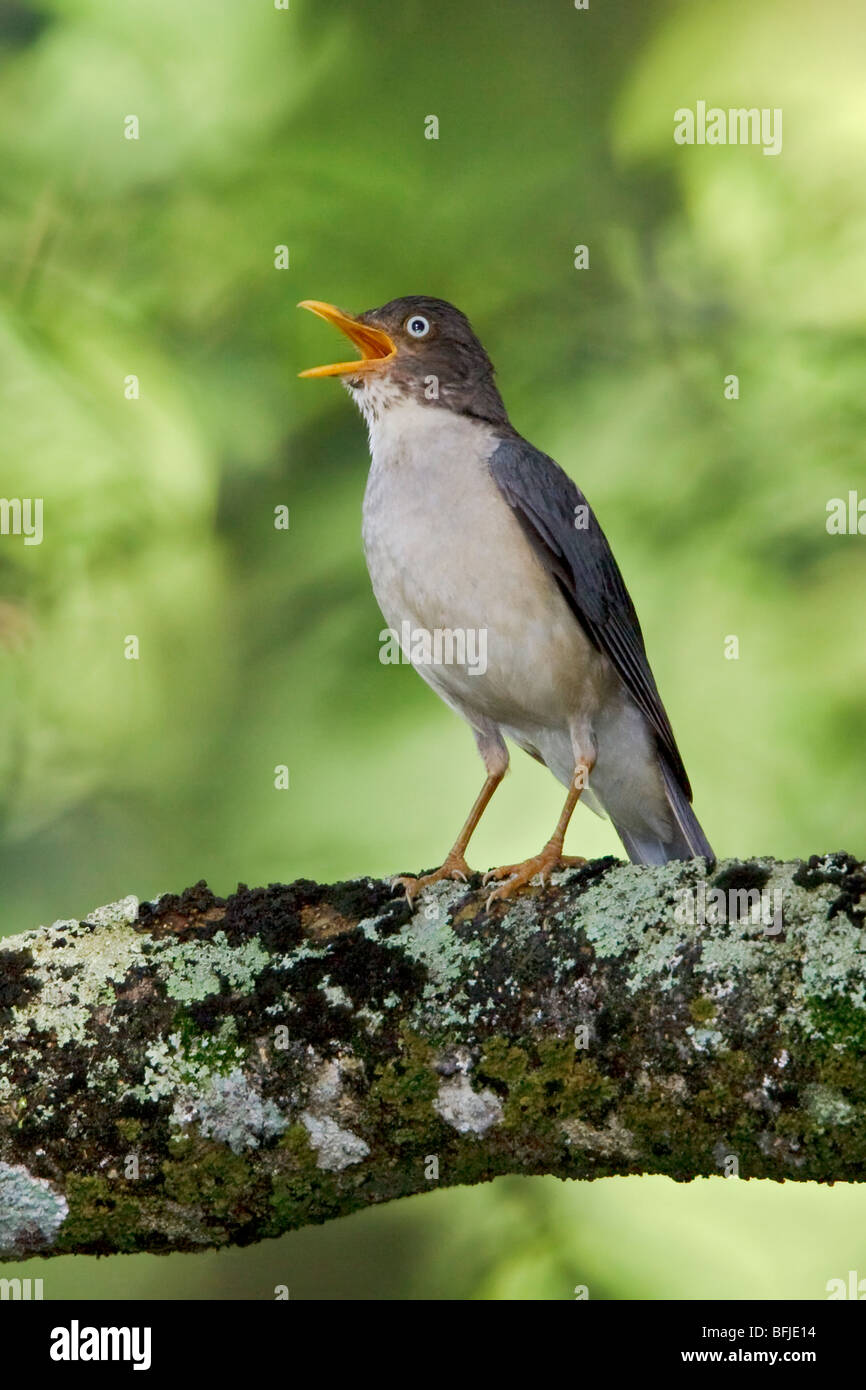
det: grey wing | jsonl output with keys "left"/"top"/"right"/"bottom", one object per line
{"left": 488, "top": 434, "right": 692, "bottom": 800}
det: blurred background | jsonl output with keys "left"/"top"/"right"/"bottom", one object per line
{"left": 1, "top": 0, "right": 864, "bottom": 1298}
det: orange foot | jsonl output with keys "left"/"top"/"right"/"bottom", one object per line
{"left": 483, "top": 849, "right": 586, "bottom": 907}
{"left": 392, "top": 851, "right": 475, "bottom": 907}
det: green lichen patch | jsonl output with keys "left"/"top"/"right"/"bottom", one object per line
{"left": 269, "top": 1140, "right": 344, "bottom": 1232}
{"left": 162, "top": 1143, "right": 256, "bottom": 1225}
{"left": 805, "top": 994, "right": 866, "bottom": 1051}
{"left": 574, "top": 858, "right": 703, "bottom": 982}
{"left": 157, "top": 932, "right": 269, "bottom": 1004}
{"left": 4, "top": 899, "right": 149, "bottom": 1047}
{"left": 480, "top": 1036, "right": 617, "bottom": 1133}
{"left": 689, "top": 995, "right": 718, "bottom": 1025}
{"left": 369, "top": 1031, "right": 442, "bottom": 1149}
{"left": 135, "top": 1019, "right": 247, "bottom": 1101}
{"left": 171, "top": 1069, "right": 287, "bottom": 1154}
{"left": 0, "top": 1161, "right": 68, "bottom": 1255}
{"left": 803, "top": 1083, "right": 855, "bottom": 1131}
{"left": 56, "top": 1174, "right": 144, "bottom": 1256}
{"left": 392, "top": 883, "right": 483, "bottom": 1000}
{"left": 799, "top": 907, "right": 866, "bottom": 1025}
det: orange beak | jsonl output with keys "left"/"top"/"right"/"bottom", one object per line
{"left": 297, "top": 300, "right": 397, "bottom": 378}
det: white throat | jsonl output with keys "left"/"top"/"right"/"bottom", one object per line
{"left": 343, "top": 373, "right": 406, "bottom": 438}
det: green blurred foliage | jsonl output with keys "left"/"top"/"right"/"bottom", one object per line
{"left": 1, "top": 0, "right": 864, "bottom": 1299}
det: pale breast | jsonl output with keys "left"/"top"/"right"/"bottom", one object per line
{"left": 361, "top": 400, "right": 604, "bottom": 729}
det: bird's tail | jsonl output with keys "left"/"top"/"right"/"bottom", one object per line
{"left": 612, "top": 756, "right": 715, "bottom": 868}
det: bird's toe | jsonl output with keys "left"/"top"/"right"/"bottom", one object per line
{"left": 391, "top": 853, "right": 474, "bottom": 905}
{"left": 482, "top": 863, "right": 519, "bottom": 886}
{"left": 483, "top": 849, "right": 587, "bottom": 908}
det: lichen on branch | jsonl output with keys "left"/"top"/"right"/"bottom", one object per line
{"left": 0, "top": 852, "right": 864, "bottom": 1261}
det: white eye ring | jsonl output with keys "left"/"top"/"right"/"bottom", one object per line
{"left": 405, "top": 314, "right": 430, "bottom": 339}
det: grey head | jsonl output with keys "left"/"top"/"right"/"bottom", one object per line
{"left": 298, "top": 295, "right": 510, "bottom": 426}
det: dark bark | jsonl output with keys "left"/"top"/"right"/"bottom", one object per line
{"left": 1, "top": 851, "right": 864, "bottom": 1260}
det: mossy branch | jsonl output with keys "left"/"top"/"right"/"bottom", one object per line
{"left": 1, "top": 852, "right": 864, "bottom": 1260}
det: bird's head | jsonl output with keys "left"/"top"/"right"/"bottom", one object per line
{"left": 298, "top": 295, "right": 508, "bottom": 425}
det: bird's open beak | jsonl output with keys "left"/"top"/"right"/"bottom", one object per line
{"left": 297, "top": 300, "right": 397, "bottom": 378}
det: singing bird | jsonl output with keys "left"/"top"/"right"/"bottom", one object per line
{"left": 299, "top": 296, "right": 714, "bottom": 904}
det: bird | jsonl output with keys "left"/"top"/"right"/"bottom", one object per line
{"left": 298, "top": 295, "right": 714, "bottom": 905}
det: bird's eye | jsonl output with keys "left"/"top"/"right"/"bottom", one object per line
{"left": 405, "top": 314, "right": 431, "bottom": 339}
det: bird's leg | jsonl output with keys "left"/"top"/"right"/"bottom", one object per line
{"left": 393, "top": 769, "right": 504, "bottom": 905}
{"left": 483, "top": 758, "right": 592, "bottom": 906}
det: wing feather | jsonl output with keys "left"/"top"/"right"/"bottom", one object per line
{"left": 489, "top": 435, "right": 692, "bottom": 799}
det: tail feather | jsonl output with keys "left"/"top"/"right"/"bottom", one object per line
{"left": 611, "top": 757, "right": 715, "bottom": 868}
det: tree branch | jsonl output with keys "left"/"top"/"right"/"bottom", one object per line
{"left": 1, "top": 852, "right": 864, "bottom": 1260}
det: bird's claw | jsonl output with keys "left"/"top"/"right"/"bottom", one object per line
{"left": 392, "top": 854, "right": 474, "bottom": 906}
{"left": 483, "top": 851, "right": 586, "bottom": 908}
